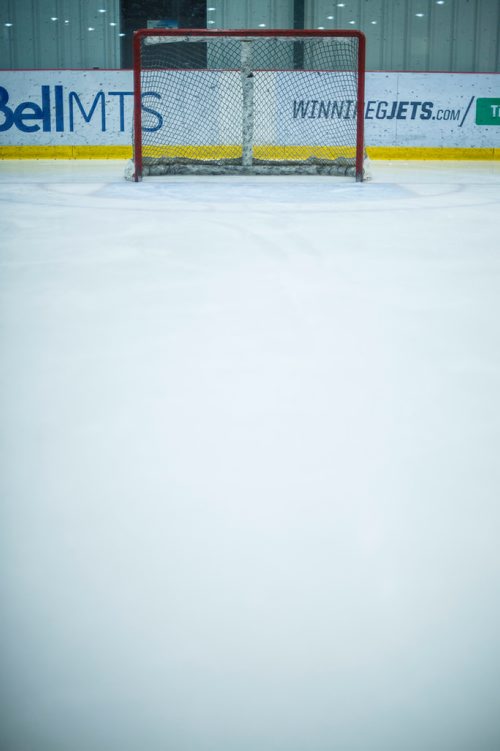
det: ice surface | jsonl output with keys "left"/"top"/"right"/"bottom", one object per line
{"left": 1, "top": 159, "right": 500, "bottom": 751}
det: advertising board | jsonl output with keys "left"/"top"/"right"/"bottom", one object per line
{"left": 0, "top": 70, "right": 498, "bottom": 158}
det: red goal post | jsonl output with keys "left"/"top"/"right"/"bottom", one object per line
{"left": 131, "top": 28, "right": 366, "bottom": 182}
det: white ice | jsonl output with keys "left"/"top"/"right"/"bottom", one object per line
{"left": 1, "top": 160, "right": 500, "bottom": 751}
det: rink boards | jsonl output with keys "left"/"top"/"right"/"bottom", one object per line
{"left": 0, "top": 70, "right": 499, "bottom": 159}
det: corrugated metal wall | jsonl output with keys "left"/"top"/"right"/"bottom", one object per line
{"left": 306, "top": 0, "right": 500, "bottom": 72}
{"left": 0, "top": 0, "right": 121, "bottom": 69}
{"left": 211, "top": 0, "right": 499, "bottom": 72}
{"left": 0, "top": 0, "right": 498, "bottom": 71}
{"left": 208, "top": 0, "right": 293, "bottom": 30}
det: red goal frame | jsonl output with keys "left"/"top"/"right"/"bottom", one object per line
{"left": 132, "top": 28, "right": 366, "bottom": 181}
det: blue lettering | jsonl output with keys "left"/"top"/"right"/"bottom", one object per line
{"left": 69, "top": 91, "right": 106, "bottom": 131}
{"left": 13, "top": 102, "right": 44, "bottom": 132}
{"left": 293, "top": 100, "right": 309, "bottom": 118}
{"left": 40, "top": 85, "right": 52, "bottom": 131}
{"left": 386, "top": 101, "right": 398, "bottom": 120}
{"left": 0, "top": 86, "right": 15, "bottom": 131}
{"left": 396, "top": 101, "right": 409, "bottom": 119}
{"left": 318, "top": 101, "right": 331, "bottom": 118}
{"left": 2, "top": 85, "right": 51, "bottom": 132}
{"left": 54, "top": 85, "right": 64, "bottom": 132}
{"left": 344, "top": 100, "right": 354, "bottom": 119}
{"left": 409, "top": 101, "right": 421, "bottom": 119}
{"left": 141, "top": 92, "right": 163, "bottom": 132}
{"left": 420, "top": 101, "right": 433, "bottom": 120}
{"left": 365, "top": 100, "right": 375, "bottom": 119}
{"left": 331, "top": 101, "right": 344, "bottom": 118}
{"left": 0, "top": 85, "right": 138, "bottom": 133}
{"left": 293, "top": 100, "right": 354, "bottom": 120}
{"left": 308, "top": 100, "right": 319, "bottom": 118}
{"left": 367, "top": 100, "right": 435, "bottom": 121}
{"left": 109, "top": 91, "right": 133, "bottom": 132}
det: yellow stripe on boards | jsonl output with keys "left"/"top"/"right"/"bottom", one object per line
{"left": 366, "top": 147, "right": 499, "bottom": 160}
{"left": 0, "top": 145, "right": 133, "bottom": 159}
{"left": 0, "top": 145, "right": 498, "bottom": 161}
{"left": 141, "top": 145, "right": 358, "bottom": 160}
{"left": 142, "top": 144, "right": 242, "bottom": 160}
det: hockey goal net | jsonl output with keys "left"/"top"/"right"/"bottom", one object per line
{"left": 130, "top": 29, "right": 366, "bottom": 182}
